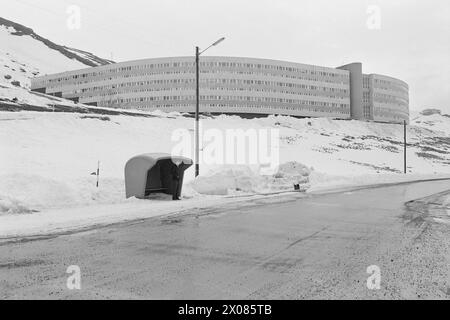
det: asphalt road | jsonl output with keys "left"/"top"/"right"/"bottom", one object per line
{"left": 1, "top": 180, "right": 449, "bottom": 299}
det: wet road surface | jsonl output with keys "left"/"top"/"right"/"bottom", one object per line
{"left": 1, "top": 180, "right": 449, "bottom": 299}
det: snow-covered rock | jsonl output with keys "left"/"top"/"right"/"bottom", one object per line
{"left": 420, "top": 109, "right": 441, "bottom": 116}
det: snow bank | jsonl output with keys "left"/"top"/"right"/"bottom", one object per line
{"left": 308, "top": 172, "right": 450, "bottom": 193}
{"left": 0, "top": 197, "right": 34, "bottom": 215}
{"left": 0, "top": 173, "right": 126, "bottom": 215}
{"left": 189, "top": 162, "right": 312, "bottom": 195}
{"left": 0, "top": 162, "right": 311, "bottom": 214}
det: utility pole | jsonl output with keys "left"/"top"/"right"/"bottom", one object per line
{"left": 194, "top": 37, "right": 225, "bottom": 177}
{"left": 195, "top": 46, "right": 200, "bottom": 177}
{"left": 404, "top": 120, "right": 407, "bottom": 174}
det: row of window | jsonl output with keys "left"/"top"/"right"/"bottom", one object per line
{"left": 79, "top": 87, "right": 349, "bottom": 101}
{"left": 75, "top": 78, "right": 348, "bottom": 94}
{"left": 373, "top": 113, "right": 408, "bottom": 121}
{"left": 113, "top": 95, "right": 350, "bottom": 109}
{"left": 373, "top": 105, "right": 409, "bottom": 115}
{"left": 38, "top": 68, "right": 349, "bottom": 87}
{"left": 128, "top": 103, "right": 351, "bottom": 115}
{"left": 374, "top": 78, "right": 407, "bottom": 88}
{"left": 373, "top": 81, "right": 408, "bottom": 94}
{"left": 42, "top": 60, "right": 346, "bottom": 81}
{"left": 84, "top": 88, "right": 348, "bottom": 101}
{"left": 373, "top": 93, "right": 409, "bottom": 106}
{"left": 363, "top": 76, "right": 371, "bottom": 89}
{"left": 373, "top": 87, "right": 409, "bottom": 97}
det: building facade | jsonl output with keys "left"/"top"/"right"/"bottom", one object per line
{"left": 30, "top": 57, "right": 409, "bottom": 123}
{"left": 369, "top": 74, "right": 409, "bottom": 123}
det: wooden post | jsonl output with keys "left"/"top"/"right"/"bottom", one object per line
{"left": 96, "top": 161, "right": 100, "bottom": 187}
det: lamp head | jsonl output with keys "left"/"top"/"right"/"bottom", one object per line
{"left": 212, "top": 37, "right": 225, "bottom": 46}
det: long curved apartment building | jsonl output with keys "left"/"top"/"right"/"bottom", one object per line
{"left": 30, "top": 57, "right": 409, "bottom": 123}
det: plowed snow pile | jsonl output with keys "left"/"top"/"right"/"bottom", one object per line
{"left": 189, "top": 162, "right": 312, "bottom": 196}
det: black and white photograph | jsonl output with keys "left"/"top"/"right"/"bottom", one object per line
{"left": 0, "top": 0, "right": 449, "bottom": 306}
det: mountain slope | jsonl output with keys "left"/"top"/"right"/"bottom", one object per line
{"left": 0, "top": 17, "right": 113, "bottom": 67}
{"left": 0, "top": 17, "right": 115, "bottom": 109}
{"left": 410, "top": 109, "right": 450, "bottom": 136}
{"left": 0, "top": 16, "right": 113, "bottom": 89}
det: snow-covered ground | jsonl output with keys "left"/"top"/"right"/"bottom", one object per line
{"left": 410, "top": 112, "right": 450, "bottom": 136}
{"left": 437, "top": 196, "right": 450, "bottom": 225}
{"left": 2, "top": 15, "right": 446, "bottom": 238}
{"left": 440, "top": 193, "right": 450, "bottom": 223}
{"left": 0, "top": 109, "right": 449, "bottom": 237}
{"left": 0, "top": 82, "right": 83, "bottom": 108}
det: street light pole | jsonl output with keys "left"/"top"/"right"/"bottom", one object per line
{"left": 194, "top": 37, "right": 225, "bottom": 177}
{"left": 195, "top": 46, "right": 200, "bottom": 177}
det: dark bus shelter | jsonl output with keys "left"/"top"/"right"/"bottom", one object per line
{"left": 124, "top": 153, "right": 192, "bottom": 199}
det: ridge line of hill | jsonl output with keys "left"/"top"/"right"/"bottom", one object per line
{"left": 0, "top": 16, "right": 114, "bottom": 67}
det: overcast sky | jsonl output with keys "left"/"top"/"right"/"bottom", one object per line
{"left": 3, "top": 0, "right": 450, "bottom": 112}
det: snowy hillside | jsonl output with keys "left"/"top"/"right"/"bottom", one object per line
{"left": 0, "top": 17, "right": 113, "bottom": 110}
{"left": 0, "top": 110, "right": 449, "bottom": 216}
{"left": 0, "top": 17, "right": 112, "bottom": 88}
{"left": 410, "top": 109, "right": 450, "bottom": 136}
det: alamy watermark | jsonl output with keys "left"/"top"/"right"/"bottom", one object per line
{"left": 366, "top": 5, "right": 381, "bottom": 30}
{"left": 66, "top": 265, "right": 81, "bottom": 290}
{"left": 66, "top": 5, "right": 82, "bottom": 30}
{"left": 171, "top": 126, "right": 280, "bottom": 175}
{"left": 366, "top": 265, "right": 381, "bottom": 290}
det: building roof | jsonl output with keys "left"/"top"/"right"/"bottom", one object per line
{"left": 126, "top": 153, "right": 193, "bottom": 167}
